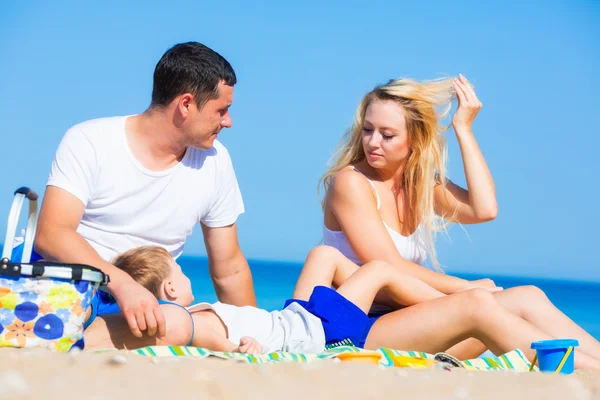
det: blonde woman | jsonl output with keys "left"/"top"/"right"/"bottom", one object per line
{"left": 320, "top": 75, "right": 600, "bottom": 360}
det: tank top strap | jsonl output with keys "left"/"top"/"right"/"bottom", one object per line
{"left": 351, "top": 166, "right": 381, "bottom": 210}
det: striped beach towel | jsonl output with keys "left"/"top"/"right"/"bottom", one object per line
{"left": 130, "top": 345, "right": 537, "bottom": 372}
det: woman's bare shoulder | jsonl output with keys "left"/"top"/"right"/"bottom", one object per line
{"left": 330, "top": 166, "right": 370, "bottom": 193}
{"left": 328, "top": 166, "right": 376, "bottom": 208}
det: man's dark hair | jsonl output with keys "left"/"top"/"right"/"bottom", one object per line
{"left": 150, "top": 42, "right": 237, "bottom": 109}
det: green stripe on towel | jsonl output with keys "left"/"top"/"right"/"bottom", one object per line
{"left": 125, "top": 345, "right": 536, "bottom": 372}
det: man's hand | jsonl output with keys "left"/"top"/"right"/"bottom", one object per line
{"left": 35, "top": 186, "right": 168, "bottom": 338}
{"left": 110, "top": 278, "right": 167, "bottom": 339}
{"left": 236, "top": 337, "right": 262, "bottom": 354}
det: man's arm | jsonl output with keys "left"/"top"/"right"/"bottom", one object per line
{"left": 201, "top": 222, "right": 256, "bottom": 306}
{"left": 35, "top": 186, "right": 166, "bottom": 338}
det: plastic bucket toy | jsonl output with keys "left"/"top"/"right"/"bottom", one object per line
{"left": 530, "top": 339, "right": 579, "bottom": 374}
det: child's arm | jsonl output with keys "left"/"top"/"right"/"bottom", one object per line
{"left": 190, "top": 314, "right": 264, "bottom": 354}
{"left": 236, "top": 337, "right": 263, "bottom": 354}
{"left": 190, "top": 314, "right": 238, "bottom": 352}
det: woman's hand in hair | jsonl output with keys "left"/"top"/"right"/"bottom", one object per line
{"left": 436, "top": 75, "right": 497, "bottom": 224}
{"left": 451, "top": 74, "right": 482, "bottom": 134}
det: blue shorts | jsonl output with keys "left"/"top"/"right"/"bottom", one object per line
{"left": 84, "top": 291, "right": 121, "bottom": 329}
{"left": 284, "top": 286, "right": 379, "bottom": 348}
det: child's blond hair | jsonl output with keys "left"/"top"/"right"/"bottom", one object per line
{"left": 111, "top": 246, "right": 172, "bottom": 297}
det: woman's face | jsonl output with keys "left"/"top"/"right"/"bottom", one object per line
{"left": 361, "top": 100, "right": 410, "bottom": 171}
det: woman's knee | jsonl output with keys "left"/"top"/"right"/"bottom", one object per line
{"left": 362, "top": 260, "right": 395, "bottom": 277}
{"left": 459, "top": 288, "right": 499, "bottom": 321}
{"left": 503, "top": 285, "right": 548, "bottom": 304}
{"left": 307, "top": 245, "right": 343, "bottom": 262}
{"left": 517, "top": 285, "right": 548, "bottom": 301}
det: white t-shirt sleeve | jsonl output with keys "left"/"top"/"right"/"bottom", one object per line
{"left": 47, "top": 125, "right": 98, "bottom": 206}
{"left": 201, "top": 145, "right": 245, "bottom": 228}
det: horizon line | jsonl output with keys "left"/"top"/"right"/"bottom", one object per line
{"left": 177, "top": 254, "right": 600, "bottom": 285}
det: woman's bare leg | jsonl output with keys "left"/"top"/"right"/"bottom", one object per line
{"left": 363, "top": 289, "right": 600, "bottom": 370}
{"left": 444, "top": 338, "right": 488, "bottom": 359}
{"left": 293, "top": 248, "right": 600, "bottom": 365}
{"left": 436, "top": 285, "right": 600, "bottom": 361}
{"left": 292, "top": 246, "right": 358, "bottom": 300}
{"left": 335, "top": 261, "right": 445, "bottom": 313}
{"left": 293, "top": 246, "right": 444, "bottom": 311}
{"left": 291, "top": 246, "right": 409, "bottom": 312}
{"left": 491, "top": 285, "right": 600, "bottom": 360}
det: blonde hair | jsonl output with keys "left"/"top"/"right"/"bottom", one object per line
{"left": 320, "top": 77, "right": 458, "bottom": 269}
{"left": 111, "top": 246, "right": 172, "bottom": 297}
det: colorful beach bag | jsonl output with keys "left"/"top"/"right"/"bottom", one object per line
{"left": 0, "top": 187, "right": 109, "bottom": 352}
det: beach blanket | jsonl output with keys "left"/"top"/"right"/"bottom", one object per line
{"left": 130, "top": 345, "right": 537, "bottom": 372}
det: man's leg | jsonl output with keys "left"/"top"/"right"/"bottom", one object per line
{"left": 84, "top": 303, "right": 193, "bottom": 351}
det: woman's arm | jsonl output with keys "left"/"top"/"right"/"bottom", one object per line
{"left": 328, "top": 168, "right": 473, "bottom": 294}
{"left": 434, "top": 75, "right": 497, "bottom": 224}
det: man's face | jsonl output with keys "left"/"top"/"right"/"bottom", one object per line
{"left": 185, "top": 81, "right": 233, "bottom": 149}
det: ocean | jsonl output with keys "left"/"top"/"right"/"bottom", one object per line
{"left": 179, "top": 256, "right": 600, "bottom": 341}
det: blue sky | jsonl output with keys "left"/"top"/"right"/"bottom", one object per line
{"left": 0, "top": 1, "right": 598, "bottom": 281}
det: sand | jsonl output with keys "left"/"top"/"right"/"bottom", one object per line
{"left": 0, "top": 348, "right": 598, "bottom": 399}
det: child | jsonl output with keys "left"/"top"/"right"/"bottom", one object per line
{"left": 111, "top": 245, "right": 446, "bottom": 353}
{"left": 105, "top": 245, "right": 600, "bottom": 369}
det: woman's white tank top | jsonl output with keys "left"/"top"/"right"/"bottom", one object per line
{"left": 323, "top": 167, "right": 427, "bottom": 266}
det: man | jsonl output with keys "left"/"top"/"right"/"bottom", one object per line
{"left": 34, "top": 42, "right": 256, "bottom": 341}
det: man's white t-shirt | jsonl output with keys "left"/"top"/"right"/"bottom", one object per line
{"left": 47, "top": 116, "right": 244, "bottom": 261}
